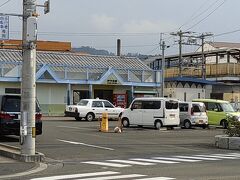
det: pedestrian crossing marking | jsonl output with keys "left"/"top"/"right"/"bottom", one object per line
{"left": 31, "top": 171, "right": 119, "bottom": 180}
{"left": 80, "top": 153, "right": 240, "bottom": 168}
{"left": 130, "top": 158, "right": 179, "bottom": 164}
{"left": 82, "top": 161, "right": 131, "bottom": 167}
{"left": 30, "top": 171, "right": 175, "bottom": 180}
{"left": 195, "top": 155, "right": 239, "bottom": 159}
{"left": 107, "top": 159, "right": 155, "bottom": 165}
{"left": 152, "top": 157, "right": 201, "bottom": 162}
{"left": 174, "top": 156, "right": 220, "bottom": 161}
{"left": 138, "top": 177, "right": 176, "bottom": 180}
{"left": 78, "top": 174, "right": 146, "bottom": 180}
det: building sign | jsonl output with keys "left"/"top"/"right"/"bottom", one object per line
{"left": 0, "top": 16, "right": 9, "bottom": 40}
{"left": 104, "top": 74, "right": 120, "bottom": 85}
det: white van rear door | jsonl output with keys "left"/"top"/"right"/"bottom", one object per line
{"left": 165, "top": 100, "right": 180, "bottom": 125}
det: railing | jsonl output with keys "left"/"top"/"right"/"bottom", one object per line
{"left": 165, "top": 63, "right": 240, "bottom": 78}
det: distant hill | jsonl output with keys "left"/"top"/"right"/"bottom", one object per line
{"left": 72, "top": 46, "right": 115, "bottom": 56}
{"left": 72, "top": 46, "right": 149, "bottom": 60}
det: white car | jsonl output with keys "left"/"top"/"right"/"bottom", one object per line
{"left": 65, "top": 98, "right": 124, "bottom": 121}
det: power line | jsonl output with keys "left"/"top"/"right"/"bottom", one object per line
{"left": 10, "top": 30, "right": 162, "bottom": 37}
{"left": 0, "top": 0, "right": 13, "bottom": 8}
{"left": 179, "top": 0, "right": 220, "bottom": 30}
{"left": 214, "top": 29, "right": 240, "bottom": 37}
{"left": 185, "top": 0, "right": 227, "bottom": 31}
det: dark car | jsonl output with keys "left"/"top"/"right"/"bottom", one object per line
{"left": 0, "top": 95, "right": 42, "bottom": 136}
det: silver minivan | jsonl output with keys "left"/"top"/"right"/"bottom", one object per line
{"left": 179, "top": 102, "right": 208, "bottom": 129}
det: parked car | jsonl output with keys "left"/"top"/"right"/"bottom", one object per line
{"left": 179, "top": 101, "right": 208, "bottom": 129}
{"left": 64, "top": 98, "right": 124, "bottom": 121}
{"left": 192, "top": 99, "right": 240, "bottom": 128}
{"left": 121, "top": 97, "right": 180, "bottom": 130}
{"left": 0, "top": 95, "right": 42, "bottom": 136}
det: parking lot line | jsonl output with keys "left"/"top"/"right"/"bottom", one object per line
{"left": 57, "top": 139, "right": 114, "bottom": 151}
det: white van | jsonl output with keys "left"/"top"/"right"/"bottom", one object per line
{"left": 179, "top": 102, "right": 208, "bottom": 129}
{"left": 121, "top": 97, "right": 180, "bottom": 130}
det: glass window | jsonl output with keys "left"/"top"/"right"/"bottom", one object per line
{"left": 92, "top": 101, "right": 103, "bottom": 108}
{"left": 192, "top": 104, "right": 201, "bottom": 112}
{"left": 103, "top": 101, "right": 114, "bottom": 108}
{"left": 1, "top": 96, "right": 40, "bottom": 112}
{"left": 142, "top": 101, "right": 161, "bottom": 109}
{"left": 131, "top": 101, "right": 142, "bottom": 109}
{"left": 179, "top": 103, "right": 188, "bottom": 112}
{"left": 207, "top": 102, "right": 217, "bottom": 111}
{"left": 166, "top": 100, "right": 178, "bottom": 109}
{"left": 221, "top": 103, "right": 235, "bottom": 112}
{"left": 77, "top": 100, "right": 89, "bottom": 106}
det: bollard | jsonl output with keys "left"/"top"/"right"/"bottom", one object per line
{"left": 101, "top": 112, "right": 108, "bottom": 132}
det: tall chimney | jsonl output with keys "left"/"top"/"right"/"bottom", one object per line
{"left": 117, "top": 39, "right": 121, "bottom": 56}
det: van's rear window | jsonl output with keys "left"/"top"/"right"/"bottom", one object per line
{"left": 1, "top": 96, "right": 41, "bottom": 112}
{"left": 165, "top": 101, "right": 178, "bottom": 109}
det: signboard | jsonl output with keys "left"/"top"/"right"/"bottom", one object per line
{"left": 0, "top": 16, "right": 9, "bottom": 40}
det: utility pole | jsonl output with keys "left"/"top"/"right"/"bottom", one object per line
{"left": 20, "top": 0, "right": 37, "bottom": 155}
{"left": 170, "top": 30, "right": 192, "bottom": 77}
{"left": 160, "top": 40, "right": 166, "bottom": 97}
{"left": 199, "top": 33, "right": 213, "bottom": 79}
{"left": 21, "top": 0, "right": 50, "bottom": 156}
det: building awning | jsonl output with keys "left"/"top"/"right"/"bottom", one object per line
{"left": 165, "top": 77, "right": 218, "bottom": 85}
{"left": 134, "top": 90, "right": 158, "bottom": 94}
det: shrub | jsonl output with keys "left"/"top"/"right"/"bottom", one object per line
{"left": 225, "top": 115, "right": 240, "bottom": 137}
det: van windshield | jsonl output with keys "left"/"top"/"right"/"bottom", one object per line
{"left": 165, "top": 100, "right": 178, "bottom": 109}
{"left": 221, "top": 103, "right": 235, "bottom": 112}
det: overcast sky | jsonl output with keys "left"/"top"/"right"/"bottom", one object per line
{"left": 1, "top": 0, "right": 239, "bottom": 55}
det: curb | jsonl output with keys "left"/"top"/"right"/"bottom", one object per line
{"left": 0, "top": 143, "right": 45, "bottom": 162}
{"left": 215, "top": 135, "right": 240, "bottom": 150}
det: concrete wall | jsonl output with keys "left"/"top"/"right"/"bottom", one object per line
{"left": 165, "top": 82, "right": 205, "bottom": 101}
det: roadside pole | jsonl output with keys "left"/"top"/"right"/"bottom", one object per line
{"left": 20, "top": 0, "right": 37, "bottom": 155}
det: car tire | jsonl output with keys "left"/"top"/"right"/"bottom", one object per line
{"left": 86, "top": 113, "right": 95, "bottom": 121}
{"left": 184, "top": 120, "right": 192, "bottom": 129}
{"left": 221, "top": 119, "right": 228, "bottom": 129}
{"left": 122, "top": 118, "right": 129, "bottom": 127}
{"left": 75, "top": 117, "right": 81, "bottom": 121}
{"left": 154, "top": 120, "right": 162, "bottom": 130}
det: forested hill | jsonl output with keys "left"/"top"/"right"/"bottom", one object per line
{"left": 72, "top": 46, "right": 115, "bottom": 56}
{"left": 72, "top": 46, "right": 149, "bottom": 60}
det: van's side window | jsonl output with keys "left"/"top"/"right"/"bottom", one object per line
{"left": 179, "top": 103, "right": 188, "bottom": 112}
{"left": 132, "top": 101, "right": 142, "bottom": 109}
{"left": 142, "top": 101, "right": 161, "bottom": 109}
{"left": 207, "top": 102, "right": 220, "bottom": 111}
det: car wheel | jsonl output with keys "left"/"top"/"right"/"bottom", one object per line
{"left": 86, "top": 113, "right": 94, "bottom": 121}
{"left": 184, "top": 120, "right": 192, "bottom": 129}
{"left": 122, "top": 118, "right": 129, "bottom": 127}
{"left": 221, "top": 120, "right": 228, "bottom": 129}
{"left": 155, "top": 120, "right": 162, "bottom": 130}
{"left": 75, "top": 117, "right": 81, "bottom": 121}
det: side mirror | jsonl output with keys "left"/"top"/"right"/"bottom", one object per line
{"left": 130, "top": 106, "right": 134, "bottom": 111}
{"left": 214, "top": 108, "right": 218, "bottom": 112}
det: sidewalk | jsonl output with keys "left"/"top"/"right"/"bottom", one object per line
{"left": 0, "top": 156, "right": 37, "bottom": 178}
{"left": 42, "top": 116, "right": 74, "bottom": 121}
{"left": 0, "top": 142, "right": 45, "bottom": 179}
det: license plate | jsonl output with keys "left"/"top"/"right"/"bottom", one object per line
{"left": 199, "top": 120, "right": 203, "bottom": 124}
{"left": 170, "top": 114, "right": 175, "bottom": 118}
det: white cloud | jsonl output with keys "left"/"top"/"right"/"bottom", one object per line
{"left": 122, "top": 20, "right": 176, "bottom": 33}
{"left": 90, "top": 14, "right": 116, "bottom": 31}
